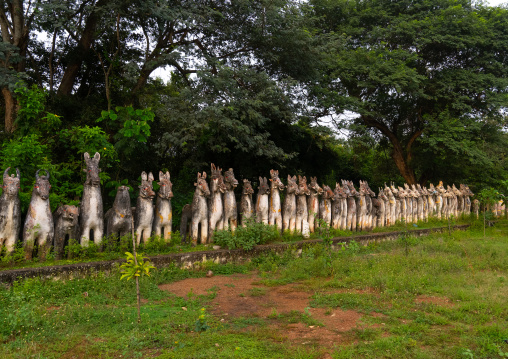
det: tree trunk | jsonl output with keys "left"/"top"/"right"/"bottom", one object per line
{"left": 362, "top": 116, "right": 418, "bottom": 184}
{"left": 391, "top": 141, "right": 417, "bottom": 185}
{"left": 57, "top": 0, "right": 108, "bottom": 96}
{"left": 128, "top": 67, "right": 153, "bottom": 105}
{"left": 2, "top": 87, "right": 16, "bottom": 133}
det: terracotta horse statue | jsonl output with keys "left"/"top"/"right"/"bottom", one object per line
{"left": 307, "top": 176, "right": 323, "bottom": 233}
{"left": 223, "top": 168, "right": 239, "bottom": 231}
{"left": 268, "top": 170, "right": 284, "bottom": 231}
{"left": 240, "top": 179, "right": 255, "bottom": 226}
{"left": 209, "top": 164, "right": 225, "bottom": 234}
{"left": 320, "top": 184, "right": 334, "bottom": 227}
{"left": 295, "top": 175, "right": 310, "bottom": 234}
{"left": 282, "top": 175, "right": 298, "bottom": 232}
{"left": 256, "top": 177, "right": 270, "bottom": 224}
{"left": 191, "top": 172, "right": 210, "bottom": 245}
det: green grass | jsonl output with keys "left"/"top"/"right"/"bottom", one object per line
{"left": 0, "top": 219, "right": 506, "bottom": 358}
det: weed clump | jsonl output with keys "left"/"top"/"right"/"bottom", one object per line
{"left": 213, "top": 218, "right": 280, "bottom": 250}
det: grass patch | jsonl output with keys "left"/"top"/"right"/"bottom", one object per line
{"left": 248, "top": 287, "right": 267, "bottom": 297}
{"left": 0, "top": 219, "right": 506, "bottom": 358}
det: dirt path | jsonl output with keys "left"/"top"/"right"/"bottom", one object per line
{"left": 159, "top": 273, "right": 367, "bottom": 349}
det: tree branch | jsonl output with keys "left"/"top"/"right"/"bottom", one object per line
{"left": 405, "top": 128, "right": 423, "bottom": 165}
{"left": 12, "top": 0, "right": 23, "bottom": 47}
{"left": 0, "top": 6, "right": 12, "bottom": 43}
{"left": 141, "top": 24, "right": 150, "bottom": 63}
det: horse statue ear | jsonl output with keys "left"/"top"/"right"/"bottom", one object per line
{"left": 202, "top": 172, "right": 207, "bottom": 179}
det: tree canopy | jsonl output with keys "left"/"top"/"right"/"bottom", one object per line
{"left": 1, "top": 0, "right": 508, "bottom": 220}
{"left": 307, "top": 0, "right": 508, "bottom": 184}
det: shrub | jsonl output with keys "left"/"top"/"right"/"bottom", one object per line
{"left": 213, "top": 218, "right": 280, "bottom": 250}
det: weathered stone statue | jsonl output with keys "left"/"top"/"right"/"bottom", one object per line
{"left": 296, "top": 175, "right": 310, "bottom": 233}
{"left": 23, "top": 170, "right": 54, "bottom": 260}
{"left": 338, "top": 183, "right": 348, "bottom": 230}
{"left": 53, "top": 205, "right": 80, "bottom": 259}
{"left": 320, "top": 184, "right": 334, "bottom": 227}
{"left": 416, "top": 184, "right": 424, "bottom": 222}
{"left": 397, "top": 186, "right": 407, "bottom": 223}
{"left": 331, "top": 182, "right": 342, "bottom": 229}
{"left": 390, "top": 183, "right": 401, "bottom": 223}
{"left": 452, "top": 184, "right": 462, "bottom": 218}
{"left": 153, "top": 171, "right": 173, "bottom": 240}
{"left": 435, "top": 181, "right": 445, "bottom": 219}
{"left": 344, "top": 180, "right": 358, "bottom": 231}
{"left": 473, "top": 198, "right": 480, "bottom": 219}
{"left": 209, "top": 164, "right": 225, "bottom": 233}
{"left": 80, "top": 152, "right": 104, "bottom": 247}
{"left": 384, "top": 183, "right": 395, "bottom": 226}
{"left": 307, "top": 176, "right": 322, "bottom": 233}
{"left": 268, "top": 170, "right": 284, "bottom": 231}
{"left": 356, "top": 181, "right": 367, "bottom": 232}
{"left": 356, "top": 180, "right": 367, "bottom": 232}
{"left": 364, "top": 181, "right": 376, "bottom": 231}
{"left": 428, "top": 183, "right": 437, "bottom": 217}
{"left": 105, "top": 185, "right": 133, "bottom": 239}
{"left": 282, "top": 175, "right": 298, "bottom": 232}
{"left": 374, "top": 188, "right": 387, "bottom": 228}
{"left": 420, "top": 184, "right": 430, "bottom": 221}
{"left": 191, "top": 172, "right": 210, "bottom": 245}
{"left": 134, "top": 171, "right": 155, "bottom": 245}
{"left": 445, "top": 185, "right": 453, "bottom": 218}
{"left": 410, "top": 184, "right": 419, "bottom": 223}
{"left": 463, "top": 184, "right": 474, "bottom": 214}
{"left": 457, "top": 184, "right": 465, "bottom": 216}
{"left": 223, "top": 168, "right": 238, "bottom": 232}
{"left": 403, "top": 184, "right": 412, "bottom": 223}
{"left": 0, "top": 167, "right": 21, "bottom": 254}
{"left": 442, "top": 185, "right": 452, "bottom": 219}
{"left": 256, "top": 177, "right": 270, "bottom": 225}
{"left": 240, "top": 179, "right": 254, "bottom": 226}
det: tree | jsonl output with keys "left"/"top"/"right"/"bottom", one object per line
{"left": 32, "top": 0, "right": 317, "bottom": 105}
{"left": 308, "top": 0, "right": 508, "bottom": 184}
{"left": 0, "top": 0, "right": 40, "bottom": 132}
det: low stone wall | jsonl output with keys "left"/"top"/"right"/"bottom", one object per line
{"left": 0, "top": 224, "right": 470, "bottom": 284}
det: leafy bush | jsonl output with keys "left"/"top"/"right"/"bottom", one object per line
{"left": 213, "top": 218, "right": 280, "bottom": 250}
{"left": 102, "top": 234, "right": 133, "bottom": 254}
{"left": 65, "top": 239, "right": 100, "bottom": 259}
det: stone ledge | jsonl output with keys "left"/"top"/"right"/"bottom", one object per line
{"left": 0, "top": 224, "right": 470, "bottom": 284}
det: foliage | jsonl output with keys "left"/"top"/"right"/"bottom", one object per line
{"left": 477, "top": 187, "right": 502, "bottom": 208}
{"left": 194, "top": 307, "right": 210, "bottom": 332}
{"left": 119, "top": 252, "right": 156, "bottom": 281}
{"left": 213, "top": 218, "right": 280, "bottom": 250}
{"left": 97, "top": 106, "right": 155, "bottom": 142}
{"left": 308, "top": 0, "right": 508, "bottom": 184}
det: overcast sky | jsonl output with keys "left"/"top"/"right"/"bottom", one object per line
{"left": 487, "top": 0, "right": 507, "bottom": 5}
